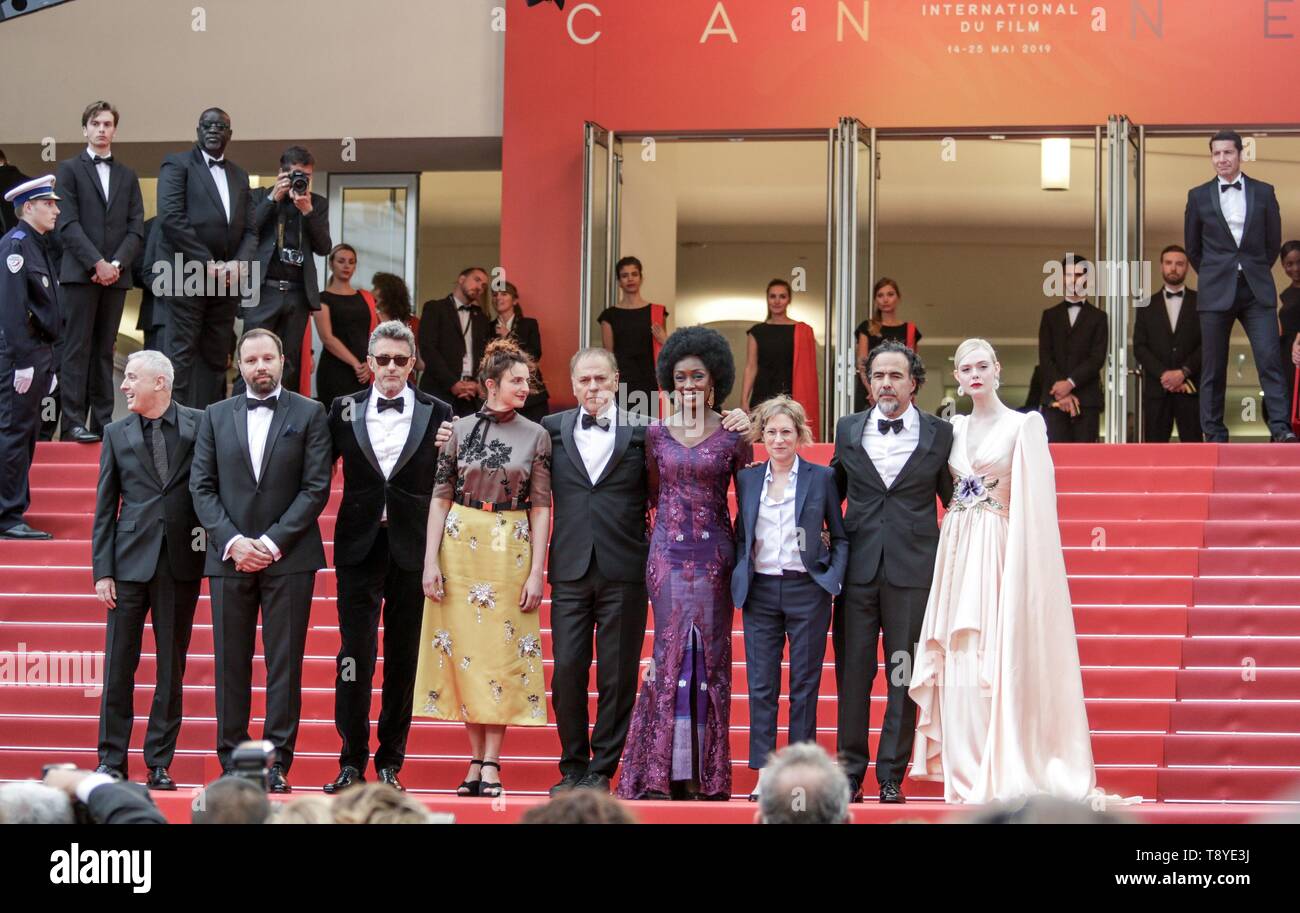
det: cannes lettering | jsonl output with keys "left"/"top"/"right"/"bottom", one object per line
{"left": 49, "top": 845, "right": 152, "bottom": 894}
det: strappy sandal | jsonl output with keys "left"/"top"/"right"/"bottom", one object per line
{"left": 457, "top": 759, "right": 484, "bottom": 797}
{"left": 479, "top": 760, "right": 503, "bottom": 798}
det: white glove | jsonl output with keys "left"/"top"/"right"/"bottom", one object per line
{"left": 13, "top": 367, "right": 33, "bottom": 394}
{"left": 49, "top": 373, "right": 58, "bottom": 394}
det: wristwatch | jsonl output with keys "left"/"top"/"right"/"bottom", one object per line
{"left": 110, "top": 260, "right": 121, "bottom": 270}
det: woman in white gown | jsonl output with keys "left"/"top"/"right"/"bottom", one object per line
{"left": 907, "top": 338, "right": 1098, "bottom": 804}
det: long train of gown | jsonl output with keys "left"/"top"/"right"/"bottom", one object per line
{"left": 907, "top": 410, "right": 1100, "bottom": 804}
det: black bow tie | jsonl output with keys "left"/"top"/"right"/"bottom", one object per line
{"left": 1221, "top": 180, "right": 1242, "bottom": 193}
{"left": 878, "top": 418, "right": 904, "bottom": 435}
{"left": 377, "top": 396, "right": 404, "bottom": 413}
{"left": 457, "top": 304, "right": 474, "bottom": 312}
{"left": 1165, "top": 290, "right": 1184, "bottom": 299}
{"left": 92, "top": 155, "right": 113, "bottom": 165}
{"left": 208, "top": 158, "right": 227, "bottom": 169}
{"left": 582, "top": 413, "right": 610, "bottom": 431}
{"left": 247, "top": 395, "right": 277, "bottom": 411}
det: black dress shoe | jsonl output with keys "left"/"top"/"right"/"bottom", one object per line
{"left": 267, "top": 765, "right": 291, "bottom": 793}
{"left": 146, "top": 767, "right": 176, "bottom": 790}
{"left": 1272, "top": 431, "right": 1299, "bottom": 443}
{"left": 0, "top": 522, "right": 53, "bottom": 540}
{"left": 322, "top": 765, "right": 364, "bottom": 794}
{"left": 377, "top": 767, "right": 405, "bottom": 791}
{"left": 549, "top": 772, "right": 584, "bottom": 797}
{"left": 879, "top": 779, "right": 905, "bottom": 804}
{"left": 67, "top": 425, "right": 102, "bottom": 444}
{"left": 846, "top": 775, "right": 863, "bottom": 804}
{"left": 575, "top": 772, "right": 611, "bottom": 793}
{"left": 93, "top": 764, "right": 124, "bottom": 780}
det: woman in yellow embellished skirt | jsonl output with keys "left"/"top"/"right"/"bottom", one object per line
{"left": 413, "top": 339, "right": 552, "bottom": 797}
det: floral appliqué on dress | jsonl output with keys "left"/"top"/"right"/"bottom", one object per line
{"left": 431, "top": 630, "right": 453, "bottom": 668}
{"left": 517, "top": 634, "right": 542, "bottom": 674}
{"left": 949, "top": 473, "right": 1005, "bottom": 513}
{"left": 444, "top": 511, "right": 462, "bottom": 540}
{"left": 468, "top": 582, "right": 496, "bottom": 623}
{"left": 422, "top": 689, "right": 441, "bottom": 715}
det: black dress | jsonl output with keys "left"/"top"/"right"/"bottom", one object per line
{"left": 316, "top": 290, "right": 372, "bottom": 408}
{"left": 853, "top": 321, "right": 923, "bottom": 412}
{"left": 1280, "top": 287, "right": 1300, "bottom": 423}
{"left": 598, "top": 304, "right": 665, "bottom": 411}
{"left": 747, "top": 322, "right": 795, "bottom": 407}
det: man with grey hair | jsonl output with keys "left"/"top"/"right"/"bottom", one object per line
{"left": 323, "top": 321, "right": 454, "bottom": 794}
{"left": 0, "top": 782, "right": 75, "bottom": 824}
{"left": 755, "top": 742, "right": 852, "bottom": 824}
{"left": 91, "top": 349, "right": 205, "bottom": 790}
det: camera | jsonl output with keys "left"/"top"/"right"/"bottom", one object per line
{"left": 279, "top": 248, "right": 305, "bottom": 266}
{"left": 289, "top": 170, "right": 310, "bottom": 194}
{"left": 229, "top": 739, "right": 275, "bottom": 790}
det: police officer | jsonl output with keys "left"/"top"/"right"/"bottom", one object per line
{"left": 1, "top": 175, "right": 64, "bottom": 539}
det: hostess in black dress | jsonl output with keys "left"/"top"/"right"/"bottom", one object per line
{"left": 598, "top": 304, "right": 665, "bottom": 411}
{"left": 747, "top": 322, "right": 795, "bottom": 408}
{"left": 316, "top": 290, "right": 372, "bottom": 407}
{"left": 1280, "top": 287, "right": 1300, "bottom": 422}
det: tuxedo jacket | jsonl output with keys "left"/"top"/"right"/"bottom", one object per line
{"left": 830, "top": 409, "right": 955, "bottom": 588}
{"left": 417, "top": 295, "right": 490, "bottom": 394}
{"left": 1184, "top": 175, "right": 1281, "bottom": 312}
{"left": 189, "top": 390, "right": 331, "bottom": 576}
{"left": 248, "top": 187, "right": 332, "bottom": 307}
{"left": 503, "top": 315, "right": 543, "bottom": 361}
{"left": 329, "top": 387, "right": 454, "bottom": 571}
{"left": 1038, "top": 301, "right": 1108, "bottom": 410}
{"left": 92, "top": 405, "right": 206, "bottom": 583}
{"left": 544, "top": 408, "right": 650, "bottom": 584}
{"left": 731, "top": 459, "right": 848, "bottom": 606}
{"left": 1133, "top": 289, "right": 1202, "bottom": 398}
{"left": 154, "top": 144, "right": 257, "bottom": 269}
{"left": 53, "top": 150, "right": 145, "bottom": 287}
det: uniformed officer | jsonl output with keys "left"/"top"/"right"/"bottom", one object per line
{"left": 1, "top": 175, "right": 64, "bottom": 539}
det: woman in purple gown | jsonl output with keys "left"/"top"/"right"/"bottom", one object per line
{"left": 618, "top": 327, "right": 752, "bottom": 800}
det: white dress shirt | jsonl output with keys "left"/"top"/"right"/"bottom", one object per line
{"left": 1218, "top": 173, "right": 1247, "bottom": 250}
{"left": 203, "top": 150, "right": 232, "bottom": 221}
{"left": 222, "top": 386, "right": 283, "bottom": 563}
{"left": 1164, "top": 286, "right": 1185, "bottom": 331}
{"left": 862, "top": 404, "right": 920, "bottom": 488}
{"left": 453, "top": 293, "right": 474, "bottom": 377}
{"left": 573, "top": 402, "right": 617, "bottom": 483}
{"left": 367, "top": 385, "right": 415, "bottom": 521}
{"left": 754, "top": 457, "right": 804, "bottom": 575}
{"left": 1065, "top": 299, "right": 1084, "bottom": 327}
{"left": 86, "top": 145, "right": 110, "bottom": 198}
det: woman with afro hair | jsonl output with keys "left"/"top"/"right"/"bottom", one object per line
{"left": 617, "top": 326, "right": 753, "bottom": 801}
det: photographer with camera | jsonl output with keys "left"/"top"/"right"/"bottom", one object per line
{"left": 237, "top": 146, "right": 330, "bottom": 396}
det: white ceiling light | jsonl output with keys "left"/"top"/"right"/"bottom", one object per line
{"left": 1041, "top": 138, "right": 1071, "bottom": 191}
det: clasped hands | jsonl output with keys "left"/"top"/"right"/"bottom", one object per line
{"left": 231, "top": 536, "right": 274, "bottom": 573}
{"left": 1049, "top": 378, "right": 1081, "bottom": 417}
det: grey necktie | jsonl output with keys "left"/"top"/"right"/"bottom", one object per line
{"left": 149, "top": 418, "right": 169, "bottom": 484}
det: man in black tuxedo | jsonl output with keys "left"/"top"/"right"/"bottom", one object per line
{"left": 417, "top": 266, "right": 490, "bottom": 416}
{"left": 54, "top": 101, "right": 145, "bottom": 443}
{"left": 133, "top": 217, "right": 161, "bottom": 351}
{"left": 238, "top": 145, "right": 330, "bottom": 397}
{"left": 92, "top": 351, "right": 204, "bottom": 790}
{"left": 1134, "top": 244, "right": 1203, "bottom": 443}
{"left": 831, "top": 341, "right": 954, "bottom": 804}
{"left": 1038, "top": 254, "right": 1108, "bottom": 443}
{"left": 156, "top": 108, "right": 256, "bottom": 409}
{"left": 1185, "top": 129, "right": 1296, "bottom": 443}
{"left": 0, "top": 149, "right": 29, "bottom": 234}
{"left": 324, "top": 321, "right": 453, "bottom": 794}
{"left": 189, "top": 328, "right": 331, "bottom": 792}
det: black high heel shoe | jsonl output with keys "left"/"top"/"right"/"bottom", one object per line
{"left": 479, "top": 760, "right": 503, "bottom": 798}
{"left": 457, "top": 759, "right": 484, "bottom": 797}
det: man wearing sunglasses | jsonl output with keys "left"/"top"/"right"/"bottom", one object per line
{"left": 323, "top": 320, "right": 454, "bottom": 793}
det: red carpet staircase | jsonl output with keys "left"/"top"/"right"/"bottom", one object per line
{"left": 2, "top": 440, "right": 1299, "bottom": 823}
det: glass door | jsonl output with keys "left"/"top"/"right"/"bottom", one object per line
{"left": 1104, "top": 115, "right": 1145, "bottom": 443}
{"left": 580, "top": 122, "right": 622, "bottom": 348}
{"left": 831, "top": 117, "right": 876, "bottom": 436}
{"left": 327, "top": 174, "right": 419, "bottom": 298}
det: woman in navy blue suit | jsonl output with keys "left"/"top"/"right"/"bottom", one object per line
{"left": 731, "top": 395, "right": 848, "bottom": 799}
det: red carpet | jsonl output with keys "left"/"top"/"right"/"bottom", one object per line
{"left": 3, "top": 440, "right": 1300, "bottom": 821}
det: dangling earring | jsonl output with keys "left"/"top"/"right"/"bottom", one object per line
{"left": 957, "top": 385, "right": 965, "bottom": 397}
{"left": 994, "top": 378, "right": 1001, "bottom": 390}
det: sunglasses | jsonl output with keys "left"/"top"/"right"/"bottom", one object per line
{"left": 371, "top": 354, "right": 412, "bottom": 367}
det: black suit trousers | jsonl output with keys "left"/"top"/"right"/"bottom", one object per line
{"left": 333, "top": 528, "right": 425, "bottom": 773}
{"left": 59, "top": 283, "right": 127, "bottom": 431}
{"left": 1199, "top": 274, "right": 1293, "bottom": 440}
{"left": 549, "top": 555, "right": 648, "bottom": 778}
{"left": 833, "top": 571, "right": 929, "bottom": 786}
{"left": 1144, "top": 393, "right": 1203, "bottom": 443}
{"left": 211, "top": 569, "right": 315, "bottom": 772}
{"left": 163, "top": 295, "right": 237, "bottom": 408}
{"left": 0, "top": 342, "right": 53, "bottom": 530}
{"left": 1043, "top": 406, "right": 1101, "bottom": 443}
{"left": 234, "top": 285, "right": 310, "bottom": 397}
{"left": 97, "top": 541, "right": 200, "bottom": 772}
{"left": 743, "top": 572, "right": 831, "bottom": 770}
